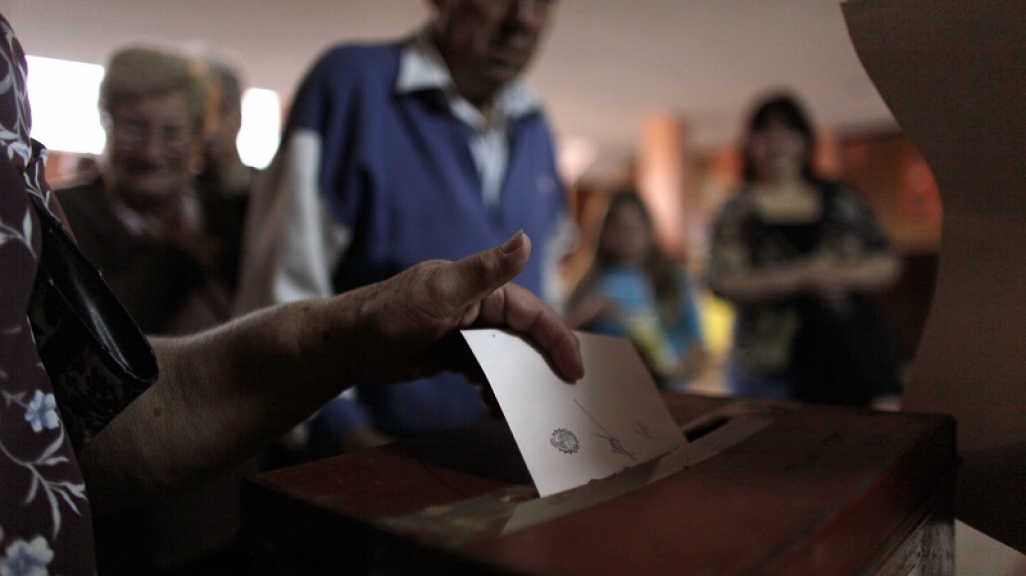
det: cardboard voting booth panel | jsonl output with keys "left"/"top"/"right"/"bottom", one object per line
{"left": 844, "top": 0, "right": 1026, "bottom": 552}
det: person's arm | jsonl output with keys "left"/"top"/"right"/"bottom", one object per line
{"left": 541, "top": 213, "right": 578, "bottom": 314}
{"left": 678, "top": 273, "right": 704, "bottom": 343}
{"left": 231, "top": 50, "right": 379, "bottom": 447}
{"left": 234, "top": 46, "right": 383, "bottom": 317}
{"left": 78, "top": 231, "right": 583, "bottom": 514}
{"left": 804, "top": 183, "right": 903, "bottom": 304}
{"left": 706, "top": 186, "right": 901, "bottom": 307}
{"left": 840, "top": 249, "right": 901, "bottom": 291}
{"left": 232, "top": 124, "right": 350, "bottom": 314}
{"left": 705, "top": 194, "right": 810, "bottom": 306}
{"left": 706, "top": 261, "right": 811, "bottom": 306}
{"left": 670, "top": 274, "right": 709, "bottom": 382}
{"left": 803, "top": 249, "right": 901, "bottom": 304}
{"left": 708, "top": 249, "right": 900, "bottom": 308}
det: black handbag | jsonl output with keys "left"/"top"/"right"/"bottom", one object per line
{"left": 28, "top": 198, "right": 158, "bottom": 449}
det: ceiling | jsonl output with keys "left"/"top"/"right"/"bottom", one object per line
{"left": 4, "top": 0, "right": 899, "bottom": 181}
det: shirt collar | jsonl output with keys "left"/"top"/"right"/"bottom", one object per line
{"left": 395, "top": 27, "right": 541, "bottom": 122}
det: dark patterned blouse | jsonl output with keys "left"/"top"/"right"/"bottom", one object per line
{"left": 706, "top": 180, "right": 894, "bottom": 377}
{"left": 0, "top": 13, "right": 155, "bottom": 575}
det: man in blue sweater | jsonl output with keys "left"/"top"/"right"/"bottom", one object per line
{"left": 235, "top": 0, "right": 573, "bottom": 457}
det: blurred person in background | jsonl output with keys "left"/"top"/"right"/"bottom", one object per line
{"left": 195, "top": 55, "right": 257, "bottom": 202}
{"left": 706, "top": 91, "right": 904, "bottom": 407}
{"left": 53, "top": 45, "right": 256, "bottom": 574}
{"left": 566, "top": 189, "right": 707, "bottom": 392}
{"left": 56, "top": 46, "right": 247, "bottom": 337}
{"left": 234, "top": 0, "right": 575, "bottom": 461}
{"left": 191, "top": 54, "right": 257, "bottom": 301}
{"left": 0, "top": 12, "right": 583, "bottom": 576}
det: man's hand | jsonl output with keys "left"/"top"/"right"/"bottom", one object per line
{"left": 308, "top": 231, "right": 584, "bottom": 387}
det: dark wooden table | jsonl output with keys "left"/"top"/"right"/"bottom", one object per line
{"left": 240, "top": 394, "right": 957, "bottom": 576}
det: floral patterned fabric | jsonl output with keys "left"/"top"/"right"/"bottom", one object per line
{"left": 1, "top": 12, "right": 118, "bottom": 576}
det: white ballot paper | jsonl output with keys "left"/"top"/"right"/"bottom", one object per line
{"left": 462, "top": 329, "right": 686, "bottom": 497}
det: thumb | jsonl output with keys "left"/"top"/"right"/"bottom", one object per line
{"left": 443, "top": 231, "right": 531, "bottom": 307}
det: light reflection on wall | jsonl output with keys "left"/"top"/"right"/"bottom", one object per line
{"left": 237, "top": 87, "right": 281, "bottom": 169}
{"left": 26, "top": 56, "right": 106, "bottom": 155}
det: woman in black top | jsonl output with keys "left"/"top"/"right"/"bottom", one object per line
{"left": 706, "top": 91, "right": 904, "bottom": 406}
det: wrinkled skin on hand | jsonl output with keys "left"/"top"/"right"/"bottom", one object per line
{"left": 310, "top": 231, "right": 584, "bottom": 388}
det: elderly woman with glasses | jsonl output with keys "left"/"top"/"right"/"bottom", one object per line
{"left": 56, "top": 46, "right": 246, "bottom": 337}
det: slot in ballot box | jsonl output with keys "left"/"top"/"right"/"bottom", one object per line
{"left": 240, "top": 394, "right": 956, "bottom": 576}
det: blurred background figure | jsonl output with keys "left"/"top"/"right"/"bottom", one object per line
{"left": 566, "top": 189, "right": 707, "bottom": 393}
{"left": 705, "top": 91, "right": 904, "bottom": 408}
{"left": 190, "top": 54, "right": 256, "bottom": 302}
{"left": 56, "top": 46, "right": 249, "bottom": 337}
{"left": 195, "top": 55, "right": 257, "bottom": 201}
{"left": 234, "top": 0, "right": 574, "bottom": 462}
{"left": 54, "top": 45, "right": 255, "bottom": 575}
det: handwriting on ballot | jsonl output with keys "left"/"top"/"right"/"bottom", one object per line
{"left": 462, "top": 329, "right": 686, "bottom": 497}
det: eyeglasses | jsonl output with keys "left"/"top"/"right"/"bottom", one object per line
{"left": 482, "top": 0, "right": 559, "bottom": 17}
{"left": 490, "top": 0, "right": 558, "bottom": 5}
{"left": 110, "top": 117, "right": 193, "bottom": 152}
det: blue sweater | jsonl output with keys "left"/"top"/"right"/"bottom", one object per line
{"left": 249, "top": 41, "right": 567, "bottom": 438}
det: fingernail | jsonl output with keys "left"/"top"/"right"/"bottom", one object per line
{"left": 501, "top": 230, "right": 525, "bottom": 254}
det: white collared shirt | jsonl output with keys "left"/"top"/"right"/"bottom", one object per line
{"left": 394, "top": 29, "right": 542, "bottom": 208}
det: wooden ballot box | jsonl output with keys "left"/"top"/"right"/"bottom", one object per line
{"left": 239, "top": 394, "right": 956, "bottom": 576}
